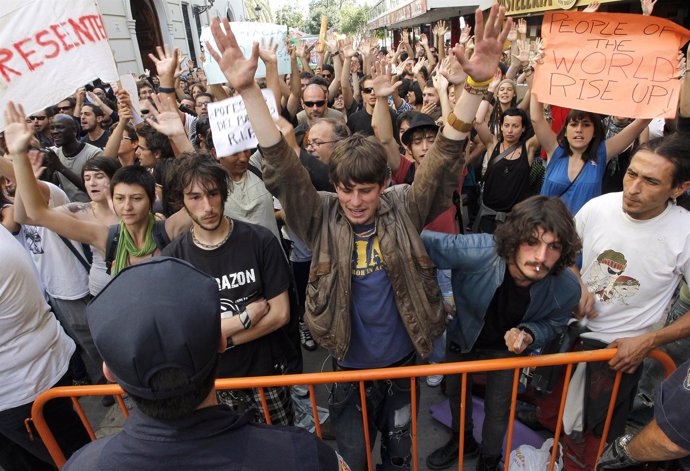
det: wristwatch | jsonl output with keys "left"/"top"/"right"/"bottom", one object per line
{"left": 447, "top": 112, "right": 475, "bottom": 133}
{"left": 595, "top": 433, "right": 639, "bottom": 470}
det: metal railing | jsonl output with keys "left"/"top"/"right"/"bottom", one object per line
{"left": 30, "top": 348, "right": 676, "bottom": 469}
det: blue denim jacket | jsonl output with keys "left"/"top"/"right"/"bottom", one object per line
{"left": 422, "top": 231, "right": 581, "bottom": 353}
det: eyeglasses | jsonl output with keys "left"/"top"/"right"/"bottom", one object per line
{"left": 321, "top": 74, "right": 332, "bottom": 79}
{"left": 29, "top": 116, "right": 47, "bottom": 121}
{"left": 303, "top": 100, "right": 326, "bottom": 108}
{"left": 306, "top": 139, "right": 337, "bottom": 148}
{"left": 196, "top": 102, "right": 210, "bottom": 108}
{"left": 361, "top": 87, "right": 374, "bottom": 94}
{"left": 57, "top": 106, "right": 73, "bottom": 111}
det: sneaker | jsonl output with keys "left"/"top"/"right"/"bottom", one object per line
{"left": 299, "top": 322, "right": 317, "bottom": 351}
{"left": 426, "top": 374, "right": 444, "bottom": 387}
{"left": 427, "top": 433, "right": 479, "bottom": 470}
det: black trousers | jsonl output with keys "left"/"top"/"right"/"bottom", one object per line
{"left": 0, "top": 372, "right": 90, "bottom": 470}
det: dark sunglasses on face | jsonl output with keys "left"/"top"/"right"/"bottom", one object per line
{"left": 57, "top": 106, "right": 73, "bottom": 111}
{"left": 361, "top": 87, "right": 374, "bottom": 94}
{"left": 29, "top": 116, "right": 47, "bottom": 121}
{"left": 304, "top": 100, "right": 325, "bottom": 108}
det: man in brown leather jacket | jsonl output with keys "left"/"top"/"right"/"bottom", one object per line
{"left": 206, "top": 6, "right": 511, "bottom": 470}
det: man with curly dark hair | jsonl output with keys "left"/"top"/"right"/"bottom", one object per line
{"left": 422, "top": 195, "right": 581, "bottom": 471}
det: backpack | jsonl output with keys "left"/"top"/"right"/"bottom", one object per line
{"left": 104, "top": 220, "right": 170, "bottom": 275}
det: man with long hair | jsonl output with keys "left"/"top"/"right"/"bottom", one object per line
{"left": 422, "top": 195, "right": 582, "bottom": 471}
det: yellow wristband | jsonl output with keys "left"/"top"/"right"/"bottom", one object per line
{"left": 466, "top": 76, "right": 493, "bottom": 88}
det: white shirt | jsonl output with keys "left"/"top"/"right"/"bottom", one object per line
{"left": 576, "top": 192, "right": 690, "bottom": 343}
{"left": 0, "top": 225, "right": 75, "bottom": 410}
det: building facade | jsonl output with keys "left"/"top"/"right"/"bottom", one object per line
{"left": 100, "top": 0, "right": 252, "bottom": 76}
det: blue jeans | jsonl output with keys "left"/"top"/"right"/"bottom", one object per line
{"left": 445, "top": 344, "right": 521, "bottom": 457}
{"left": 329, "top": 353, "right": 419, "bottom": 471}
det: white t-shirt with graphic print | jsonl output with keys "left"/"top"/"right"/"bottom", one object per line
{"left": 576, "top": 192, "right": 690, "bottom": 343}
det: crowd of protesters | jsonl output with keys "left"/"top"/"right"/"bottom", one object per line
{"left": 1, "top": 0, "right": 690, "bottom": 470}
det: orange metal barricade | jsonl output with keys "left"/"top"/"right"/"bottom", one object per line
{"left": 30, "top": 348, "right": 676, "bottom": 470}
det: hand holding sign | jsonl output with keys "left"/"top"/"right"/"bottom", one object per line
{"left": 533, "top": 12, "right": 690, "bottom": 118}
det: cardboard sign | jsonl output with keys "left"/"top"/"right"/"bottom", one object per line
{"left": 200, "top": 23, "right": 290, "bottom": 85}
{"left": 0, "top": 0, "right": 118, "bottom": 130}
{"left": 208, "top": 89, "right": 279, "bottom": 156}
{"left": 533, "top": 11, "right": 690, "bottom": 119}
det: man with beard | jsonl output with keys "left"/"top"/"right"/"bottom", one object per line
{"left": 162, "top": 156, "right": 295, "bottom": 426}
{"left": 80, "top": 104, "right": 110, "bottom": 149}
{"left": 51, "top": 114, "right": 103, "bottom": 202}
{"left": 422, "top": 196, "right": 581, "bottom": 471}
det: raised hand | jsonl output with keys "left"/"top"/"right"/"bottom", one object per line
{"left": 148, "top": 45, "right": 180, "bottom": 80}
{"left": 371, "top": 59, "right": 402, "bottom": 98}
{"left": 259, "top": 37, "right": 278, "bottom": 65}
{"left": 641, "top": 0, "right": 657, "bottom": 16}
{"left": 453, "top": 5, "right": 512, "bottom": 83}
{"left": 401, "top": 29, "right": 409, "bottom": 44}
{"left": 507, "top": 23, "right": 518, "bottom": 43}
{"left": 327, "top": 32, "right": 339, "bottom": 55}
{"left": 341, "top": 37, "right": 355, "bottom": 58}
{"left": 439, "top": 54, "right": 467, "bottom": 85}
{"left": 583, "top": 1, "right": 600, "bottom": 12}
{"left": 512, "top": 39, "right": 530, "bottom": 66}
{"left": 517, "top": 18, "right": 528, "bottom": 37}
{"left": 487, "top": 69, "right": 503, "bottom": 93}
{"left": 435, "top": 20, "right": 448, "bottom": 38}
{"left": 432, "top": 68, "right": 449, "bottom": 94}
{"left": 146, "top": 93, "right": 186, "bottom": 137}
{"left": 205, "top": 17, "right": 259, "bottom": 92}
{"left": 420, "top": 33, "right": 429, "bottom": 48}
{"left": 3, "top": 102, "right": 33, "bottom": 154}
{"left": 459, "top": 25, "right": 472, "bottom": 45}
{"left": 412, "top": 58, "right": 428, "bottom": 75}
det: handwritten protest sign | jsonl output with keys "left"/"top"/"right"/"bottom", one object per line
{"left": 0, "top": 0, "right": 119, "bottom": 130}
{"left": 208, "top": 89, "right": 279, "bottom": 156}
{"left": 533, "top": 12, "right": 690, "bottom": 119}
{"left": 200, "top": 23, "right": 290, "bottom": 85}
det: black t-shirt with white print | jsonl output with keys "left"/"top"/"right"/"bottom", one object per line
{"left": 162, "top": 219, "right": 291, "bottom": 378}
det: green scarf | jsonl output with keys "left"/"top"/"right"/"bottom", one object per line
{"left": 112, "top": 214, "right": 157, "bottom": 276}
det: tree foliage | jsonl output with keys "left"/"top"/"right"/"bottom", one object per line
{"left": 339, "top": 3, "right": 369, "bottom": 35}
{"left": 275, "top": 5, "right": 306, "bottom": 31}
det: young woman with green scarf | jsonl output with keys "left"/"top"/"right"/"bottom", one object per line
{"left": 5, "top": 102, "right": 191, "bottom": 277}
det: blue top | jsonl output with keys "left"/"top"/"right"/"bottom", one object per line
{"left": 540, "top": 142, "right": 607, "bottom": 215}
{"left": 342, "top": 224, "right": 414, "bottom": 368}
{"left": 421, "top": 231, "right": 581, "bottom": 353}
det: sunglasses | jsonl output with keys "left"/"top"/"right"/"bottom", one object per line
{"left": 57, "top": 106, "right": 73, "bottom": 111}
{"left": 140, "top": 109, "right": 150, "bottom": 115}
{"left": 304, "top": 100, "right": 325, "bottom": 108}
{"left": 361, "top": 87, "right": 374, "bottom": 94}
{"left": 29, "top": 116, "right": 47, "bottom": 121}
{"left": 321, "top": 74, "right": 332, "bottom": 78}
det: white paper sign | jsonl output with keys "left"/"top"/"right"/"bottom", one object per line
{"left": 200, "top": 23, "right": 290, "bottom": 85}
{"left": 0, "top": 0, "right": 119, "bottom": 131}
{"left": 118, "top": 74, "right": 145, "bottom": 125}
{"left": 208, "top": 89, "right": 279, "bottom": 156}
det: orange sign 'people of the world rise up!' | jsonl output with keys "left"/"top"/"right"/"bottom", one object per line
{"left": 533, "top": 11, "right": 690, "bottom": 119}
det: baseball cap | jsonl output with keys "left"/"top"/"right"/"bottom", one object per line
{"left": 401, "top": 113, "right": 439, "bottom": 147}
{"left": 87, "top": 257, "right": 221, "bottom": 400}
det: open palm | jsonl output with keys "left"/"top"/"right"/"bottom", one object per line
{"left": 206, "top": 17, "right": 258, "bottom": 92}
